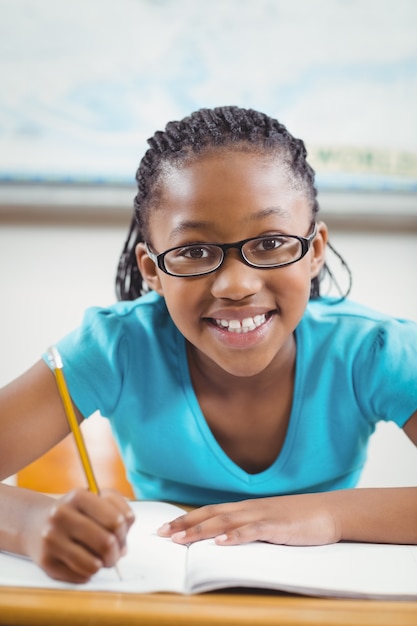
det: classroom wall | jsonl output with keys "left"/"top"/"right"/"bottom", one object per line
{"left": 2, "top": 0, "right": 417, "bottom": 194}
{"left": 1, "top": 221, "right": 416, "bottom": 487}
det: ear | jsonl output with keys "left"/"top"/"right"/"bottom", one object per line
{"left": 135, "top": 243, "right": 164, "bottom": 296}
{"left": 310, "top": 221, "right": 328, "bottom": 279}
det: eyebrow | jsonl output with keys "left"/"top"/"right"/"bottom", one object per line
{"left": 248, "top": 206, "right": 290, "bottom": 221}
{"left": 168, "top": 207, "right": 289, "bottom": 242}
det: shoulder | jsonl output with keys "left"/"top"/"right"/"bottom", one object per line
{"left": 299, "top": 298, "right": 417, "bottom": 426}
{"left": 304, "top": 297, "right": 416, "bottom": 331}
{"left": 300, "top": 297, "right": 417, "bottom": 357}
{"left": 305, "top": 296, "right": 394, "bottom": 323}
{"left": 57, "top": 291, "right": 176, "bottom": 363}
{"left": 86, "top": 290, "right": 169, "bottom": 323}
{"left": 48, "top": 292, "right": 179, "bottom": 418}
{"left": 79, "top": 291, "right": 172, "bottom": 337}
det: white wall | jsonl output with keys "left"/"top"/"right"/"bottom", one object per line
{"left": 0, "top": 221, "right": 416, "bottom": 487}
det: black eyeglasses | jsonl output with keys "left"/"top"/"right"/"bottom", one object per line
{"left": 146, "top": 223, "right": 317, "bottom": 278}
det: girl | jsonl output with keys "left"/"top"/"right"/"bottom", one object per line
{"left": 0, "top": 106, "right": 416, "bottom": 584}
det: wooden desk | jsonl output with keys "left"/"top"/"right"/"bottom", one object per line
{"left": 8, "top": 455, "right": 417, "bottom": 626}
{"left": 1, "top": 587, "right": 416, "bottom": 626}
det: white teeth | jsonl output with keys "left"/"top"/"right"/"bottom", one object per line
{"left": 215, "top": 314, "right": 266, "bottom": 333}
{"left": 242, "top": 317, "right": 255, "bottom": 328}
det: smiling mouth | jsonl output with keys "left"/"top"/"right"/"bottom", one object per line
{"left": 210, "top": 313, "right": 270, "bottom": 334}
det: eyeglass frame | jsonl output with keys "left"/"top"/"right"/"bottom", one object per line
{"left": 145, "top": 222, "right": 318, "bottom": 278}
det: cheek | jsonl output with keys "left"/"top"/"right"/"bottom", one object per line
{"left": 158, "top": 277, "right": 205, "bottom": 325}
{"left": 268, "top": 264, "right": 313, "bottom": 323}
{"left": 270, "top": 261, "right": 312, "bottom": 298}
{"left": 159, "top": 275, "right": 201, "bottom": 300}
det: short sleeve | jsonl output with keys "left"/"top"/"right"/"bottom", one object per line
{"left": 352, "top": 317, "right": 417, "bottom": 427}
{"left": 42, "top": 306, "right": 129, "bottom": 419}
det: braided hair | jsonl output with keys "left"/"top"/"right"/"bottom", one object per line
{"left": 116, "top": 106, "right": 351, "bottom": 301}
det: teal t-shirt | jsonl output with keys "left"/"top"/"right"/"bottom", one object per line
{"left": 43, "top": 291, "right": 417, "bottom": 505}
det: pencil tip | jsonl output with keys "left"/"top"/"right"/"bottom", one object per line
{"left": 115, "top": 563, "right": 123, "bottom": 581}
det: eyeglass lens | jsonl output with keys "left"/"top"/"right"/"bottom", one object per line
{"left": 163, "top": 236, "right": 304, "bottom": 275}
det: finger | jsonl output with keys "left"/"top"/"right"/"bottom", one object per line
{"left": 45, "top": 559, "right": 98, "bottom": 584}
{"left": 99, "top": 490, "right": 136, "bottom": 550}
{"left": 46, "top": 559, "right": 98, "bottom": 584}
{"left": 62, "top": 490, "right": 132, "bottom": 553}
{"left": 62, "top": 489, "right": 125, "bottom": 530}
{"left": 101, "top": 490, "right": 136, "bottom": 528}
{"left": 47, "top": 499, "right": 124, "bottom": 568}
{"left": 40, "top": 512, "right": 104, "bottom": 582}
{"left": 158, "top": 503, "right": 237, "bottom": 537}
{"left": 214, "top": 520, "right": 282, "bottom": 546}
{"left": 214, "top": 515, "right": 336, "bottom": 547}
{"left": 168, "top": 509, "right": 255, "bottom": 545}
{"left": 41, "top": 524, "right": 103, "bottom": 582}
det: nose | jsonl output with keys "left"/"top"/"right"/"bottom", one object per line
{"left": 210, "top": 250, "right": 263, "bottom": 301}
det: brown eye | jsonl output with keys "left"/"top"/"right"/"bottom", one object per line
{"left": 184, "top": 246, "right": 210, "bottom": 259}
{"left": 258, "top": 237, "right": 284, "bottom": 251}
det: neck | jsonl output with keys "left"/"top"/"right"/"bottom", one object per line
{"left": 186, "top": 334, "right": 296, "bottom": 397}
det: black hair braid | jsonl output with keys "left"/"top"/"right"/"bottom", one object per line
{"left": 115, "top": 105, "right": 350, "bottom": 301}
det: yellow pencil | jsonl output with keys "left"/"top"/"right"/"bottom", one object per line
{"left": 47, "top": 346, "right": 122, "bottom": 580}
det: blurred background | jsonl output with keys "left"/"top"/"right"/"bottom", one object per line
{"left": 0, "top": 0, "right": 416, "bottom": 487}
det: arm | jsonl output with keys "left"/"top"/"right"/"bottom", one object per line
{"left": 0, "top": 360, "right": 134, "bottom": 582}
{"left": 159, "top": 411, "right": 417, "bottom": 547}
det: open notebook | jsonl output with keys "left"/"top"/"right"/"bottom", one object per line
{"left": 1, "top": 501, "right": 417, "bottom": 600}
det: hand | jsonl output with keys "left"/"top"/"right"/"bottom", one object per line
{"left": 158, "top": 494, "right": 340, "bottom": 547}
{"left": 24, "top": 489, "right": 135, "bottom": 583}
